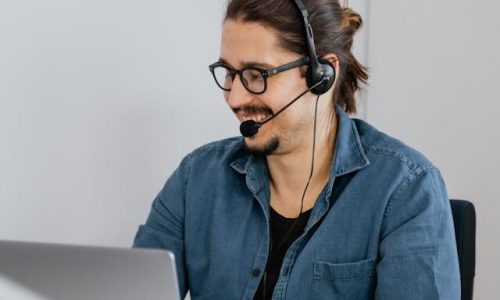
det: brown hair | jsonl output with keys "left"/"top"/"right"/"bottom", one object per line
{"left": 225, "top": 0, "right": 368, "bottom": 114}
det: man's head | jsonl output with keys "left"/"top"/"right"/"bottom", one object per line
{"left": 216, "top": 0, "right": 367, "bottom": 155}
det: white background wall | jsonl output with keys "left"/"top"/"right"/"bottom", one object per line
{"left": 366, "top": 1, "right": 500, "bottom": 299}
{"left": 0, "top": 0, "right": 232, "bottom": 246}
{"left": 0, "top": 0, "right": 497, "bottom": 298}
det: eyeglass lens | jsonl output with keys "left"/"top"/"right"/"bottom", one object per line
{"left": 212, "top": 66, "right": 265, "bottom": 94}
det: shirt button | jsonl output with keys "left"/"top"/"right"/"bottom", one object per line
{"left": 251, "top": 268, "right": 261, "bottom": 277}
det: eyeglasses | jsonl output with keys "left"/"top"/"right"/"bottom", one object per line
{"left": 208, "top": 57, "right": 310, "bottom": 95}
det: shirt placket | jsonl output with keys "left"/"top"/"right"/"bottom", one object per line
{"left": 270, "top": 189, "right": 332, "bottom": 300}
{"left": 241, "top": 158, "right": 273, "bottom": 300}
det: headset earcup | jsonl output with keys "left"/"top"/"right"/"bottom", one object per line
{"left": 306, "top": 59, "right": 336, "bottom": 95}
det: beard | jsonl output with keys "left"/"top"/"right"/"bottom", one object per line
{"left": 243, "top": 136, "right": 280, "bottom": 156}
{"left": 235, "top": 104, "right": 279, "bottom": 156}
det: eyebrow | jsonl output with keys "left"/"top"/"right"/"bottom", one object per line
{"left": 218, "top": 58, "right": 274, "bottom": 70}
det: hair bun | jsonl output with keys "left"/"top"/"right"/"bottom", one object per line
{"left": 342, "top": 7, "right": 363, "bottom": 34}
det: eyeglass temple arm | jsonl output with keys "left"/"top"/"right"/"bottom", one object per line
{"left": 268, "top": 57, "right": 310, "bottom": 76}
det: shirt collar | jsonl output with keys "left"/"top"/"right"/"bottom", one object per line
{"left": 330, "top": 105, "right": 370, "bottom": 177}
{"left": 323, "top": 105, "right": 370, "bottom": 199}
{"left": 230, "top": 105, "right": 370, "bottom": 197}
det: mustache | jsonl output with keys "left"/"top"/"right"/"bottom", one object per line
{"left": 232, "top": 105, "right": 274, "bottom": 116}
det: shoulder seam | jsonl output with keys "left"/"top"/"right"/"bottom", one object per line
{"left": 365, "top": 145, "right": 432, "bottom": 174}
{"left": 383, "top": 166, "right": 437, "bottom": 219}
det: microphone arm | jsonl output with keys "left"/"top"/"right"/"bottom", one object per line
{"left": 239, "top": 77, "right": 328, "bottom": 137}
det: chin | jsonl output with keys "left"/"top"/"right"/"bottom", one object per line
{"left": 243, "top": 136, "right": 280, "bottom": 156}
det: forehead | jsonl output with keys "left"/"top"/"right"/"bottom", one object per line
{"left": 220, "top": 20, "right": 297, "bottom": 68}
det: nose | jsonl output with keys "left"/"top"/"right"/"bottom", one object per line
{"left": 225, "top": 74, "right": 253, "bottom": 110}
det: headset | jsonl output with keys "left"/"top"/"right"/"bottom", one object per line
{"left": 292, "top": 0, "right": 336, "bottom": 95}
{"left": 239, "top": 0, "right": 337, "bottom": 138}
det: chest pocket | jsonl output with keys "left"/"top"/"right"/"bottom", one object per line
{"left": 312, "top": 258, "right": 376, "bottom": 299}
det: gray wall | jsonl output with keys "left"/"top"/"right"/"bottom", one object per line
{"left": 367, "top": 1, "right": 500, "bottom": 299}
{"left": 0, "top": 0, "right": 233, "bottom": 246}
{"left": 0, "top": 0, "right": 497, "bottom": 298}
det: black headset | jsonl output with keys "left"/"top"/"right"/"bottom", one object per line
{"left": 292, "top": 0, "right": 336, "bottom": 95}
{"left": 239, "top": 0, "right": 337, "bottom": 138}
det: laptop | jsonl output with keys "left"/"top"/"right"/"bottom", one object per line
{"left": 0, "top": 240, "right": 180, "bottom": 300}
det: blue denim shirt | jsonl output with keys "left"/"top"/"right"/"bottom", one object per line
{"left": 133, "top": 107, "right": 460, "bottom": 299}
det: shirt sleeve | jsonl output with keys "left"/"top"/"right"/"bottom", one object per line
{"left": 375, "top": 167, "right": 461, "bottom": 299}
{"left": 132, "top": 154, "right": 192, "bottom": 298}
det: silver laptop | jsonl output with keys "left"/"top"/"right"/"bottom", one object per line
{"left": 0, "top": 240, "right": 180, "bottom": 300}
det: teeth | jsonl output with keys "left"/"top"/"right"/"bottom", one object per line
{"left": 241, "top": 114, "right": 268, "bottom": 122}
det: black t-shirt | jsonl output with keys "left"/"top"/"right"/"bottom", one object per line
{"left": 254, "top": 206, "right": 312, "bottom": 300}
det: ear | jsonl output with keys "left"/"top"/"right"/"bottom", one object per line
{"left": 300, "top": 65, "right": 308, "bottom": 78}
{"left": 321, "top": 53, "right": 340, "bottom": 76}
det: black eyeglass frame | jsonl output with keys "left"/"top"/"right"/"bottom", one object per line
{"left": 209, "top": 57, "right": 310, "bottom": 95}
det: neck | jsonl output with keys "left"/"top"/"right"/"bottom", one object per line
{"left": 266, "top": 110, "right": 338, "bottom": 217}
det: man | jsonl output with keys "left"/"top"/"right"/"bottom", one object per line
{"left": 134, "top": 0, "right": 460, "bottom": 299}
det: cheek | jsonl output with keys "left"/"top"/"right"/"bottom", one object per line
{"left": 264, "top": 88, "right": 311, "bottom": 118}
{"left": 279, "top": 97, "right": 316, "bottom": 130}
{"left": 259, "top": 91, "right": 289, "bottom": 113}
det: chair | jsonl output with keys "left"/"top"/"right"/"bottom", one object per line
{"left": 449, "top": 199, "right": 476, "bottom": 300}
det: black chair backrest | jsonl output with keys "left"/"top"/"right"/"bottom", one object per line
{"left": 450, "top": 199, "right": 476, "bottom": 300}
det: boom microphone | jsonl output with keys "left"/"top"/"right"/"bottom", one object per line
{"left": 239, "top": 77, "right": 328, "bottom": 137}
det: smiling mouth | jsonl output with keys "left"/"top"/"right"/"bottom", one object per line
{"left": 234, "top": 106, "right": 274, "bottom": 124}
{"left": 241, "top": 114, "right": 272, "bottom": 123}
